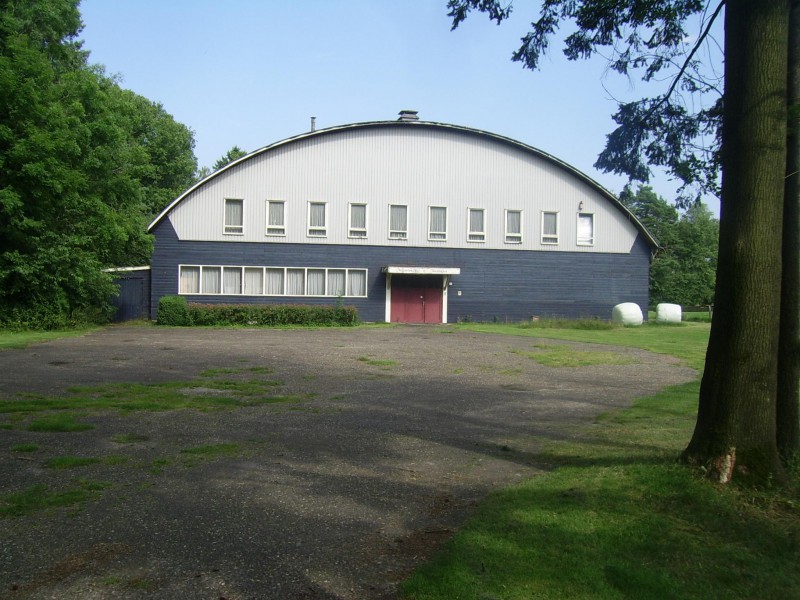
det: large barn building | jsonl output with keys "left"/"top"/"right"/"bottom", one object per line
{"left": 144, "top": 111, "right": 656, "bottom": 324}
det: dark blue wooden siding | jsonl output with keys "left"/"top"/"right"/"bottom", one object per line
{"left": 112, "top": 270, "right": 151, "bottom": 322}
{"left": 151, "top": 220, "right": 650, "bottom": 321}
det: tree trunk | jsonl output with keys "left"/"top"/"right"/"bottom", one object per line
{"left": 778, "top": 0, "right": 800, "bottom": 465}
{"left": 682, "top": 0, "right": 789, "bottom": 483}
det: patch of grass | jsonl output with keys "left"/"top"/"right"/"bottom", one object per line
{"left": 200, "top": 366, "right": 273, "bottom": 377}
{"left": 149, "top": 458, "right": 173, "bottom": 475}
{"left": 402, "top": 323, "right": 800, "bottom": 599}
{"left": 0, "top": 328, "right": 94, "bottom": 350}
{"left": 499, "top": 368, "right": 522, "bottom": 375}
{"left": 458, "top": 321, "right": 710, "bottom": 370}
{"left": 180, "top": 443, "right": 241, "bottom": 457}
{"left": 513, "top": 343, "right": 636, "bottom": 368}
{"left": 0, "top": 480, "right": 111, "bottom": 517}
{"left": 520, "top": 318, "right": 617, "bottom": 330}
{"left": 2, "top": 377, "right": 300, "bottom": 417}
{"left": 357, "top": 356, "right": 397, "bottom": 367}
{"left": 44, "top": 455, "right": 101, "bottom": 469}
{"left": 11, "top": 443, "right": 39, "bottom": 452}
{"left": 103, "top": 455, "right": 129, "bottom": 465}
{"left": 27, "top": 414, "right": 94, "bottom": 432}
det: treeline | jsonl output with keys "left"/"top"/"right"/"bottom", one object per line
{"left": 620, "top": 185, "right": 719, "bottom": 308}
{"left": 0, "top": 0, "right": 197, "bottom": 328}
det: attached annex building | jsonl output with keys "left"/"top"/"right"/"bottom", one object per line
{"left": 147, "top": 111, "right": 656, "bottom": 324}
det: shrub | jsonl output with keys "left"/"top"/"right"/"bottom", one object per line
{"left": 157, "top": 295, "right": 190, "bottom": 326}
{"left": 186, "top": 303, "right": 358, "bottom": 327}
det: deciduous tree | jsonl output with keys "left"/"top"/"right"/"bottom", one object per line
{"left": 212, "top": 145, "right": 247, "bottom": 171}
{"left": 620, "top": 185, "right": 718, "bottom": 307}
{"left": 448, "top": 0, "right": 795, "bottom": 481}
{"left": 0, "top": 0, "right": 197, "bottom": 327}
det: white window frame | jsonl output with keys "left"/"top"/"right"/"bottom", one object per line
{"left": 348, "top": 203, "right": 368, "bottom": 238}
{"left": 428, "top": 206, "right": 447, "bottom": 241}
{"left": 541, "top": 211, "right": 559, "bottom": 245}
{"left": 467, "top": 208, "right": 486, "bottom": 242}
{"left": 223, "top": 198, "right": 244, "bottom": 235}
{"left": 201, "top": 266, "right": 222, "bottom": 294}
{"left": 505, "top": 209, "right": 523, "bottom": 244}
{"left": 179, "top": 265, "right": 201, "bottom": 294}
{"left": 389, "top": 204, "right": 408, "bottom": 240}
{"left": 307, "top": 202, "right": 327, "bottom": 237}
{"left": 222, "top": 266, "right": 243, "bottom": 295}
{"left": 577, "top": 212, "right": 595, "bottom": 246}
{"left": 179, "top": 266, "right": 368, "bottom": 298}
{"left": 266, "top": 200, "right": 286, "bottom": 237}
{"left": 243, "top": 267, "right": 264, "bottom": 295}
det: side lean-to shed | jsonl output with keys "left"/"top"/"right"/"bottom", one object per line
{"left": 146, "top": 111, "right": 657, "bottom": 323}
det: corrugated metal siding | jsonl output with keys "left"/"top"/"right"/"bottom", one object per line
{"left": 151, "top": 220, "right": 649, "bottom": 321}
{"left": 168, "top": 127, "right": 639, "bottom": 253}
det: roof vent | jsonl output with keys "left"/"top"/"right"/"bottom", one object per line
{"left": 398, "top": 109, "right": 419, "bottom": 122}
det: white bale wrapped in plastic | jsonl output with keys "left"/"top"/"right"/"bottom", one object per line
{"left": 656, "top": 303, "right": 682, "bottom": 323}
{"left": 611, "top": 302, "right": 643, "bottom": 326}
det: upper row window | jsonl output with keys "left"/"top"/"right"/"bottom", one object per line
{"left": 389, "top": 204, "right": 407, "bottom": 239}
{"left": 349, "top": 203, "right": 367, "bottom": 238}
{"left": 308, "top": 202, "right": 327, "bottom": 237}
{"left": 542, "top": 211, "right": 559, "bottom": 244}
{"left": 224, "top": 198, "right": 243, "bottom": 235}
{"left": 227, "top": 200, "right": 593, "bottom": 246}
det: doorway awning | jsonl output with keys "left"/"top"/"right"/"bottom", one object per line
{"left": 382, "top": 266, "right": 461, "bottom": 275}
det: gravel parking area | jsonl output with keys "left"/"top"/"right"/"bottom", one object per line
{"left": 0, "top": 325, "right": 696, "bottom": 599}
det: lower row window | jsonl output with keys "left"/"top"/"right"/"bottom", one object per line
{"left": 179, "top": 265, "right": 368, "bottom": 297}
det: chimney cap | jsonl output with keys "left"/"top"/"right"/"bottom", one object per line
{"left": 398, "top": 109, "right": 419, "bottom": 121}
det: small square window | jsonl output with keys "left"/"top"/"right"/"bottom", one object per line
{"left": 347, "top": 270, "right": 367, "bottom": 297}
{"left": 224, "top": 199, "right": 243, "bottom": 235}
{"left": 179, "top": 266, "right": 200, "bottom": 294}
{"left": 222, "top": 267, "right": 242, "bottom": 294}
{"left": 244, "top": 268, "right": 263, "bottom": 295}
{"left": 201, "top": 266, "right": 222, "bottom": 294}
{"left": 327, "top": 269, "right": 346, "bottom": 296}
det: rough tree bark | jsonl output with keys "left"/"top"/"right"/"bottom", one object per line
{"left": 778, "top": 0, "right": 800, "bottom": 466}
{"left": 682, "top": 0, "right": 789, "bottom": 482}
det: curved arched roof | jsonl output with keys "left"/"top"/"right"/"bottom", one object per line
{"left": 148, "top": 119, "right": 657, "bottom": 248}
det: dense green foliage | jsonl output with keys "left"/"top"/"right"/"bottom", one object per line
{"left": 156, "top": 295, "right": 190, "bottom": 326}
{"left": 0, "top": 0, "right": 197, "bottom": 329}
{"left": 620, "top": 185, "right": 719, "bottom": 306}
{"left": 158, "top": 296, "right": 360, "bottom": 328}
{"left": 211, "top": 145, "right": 247, "bottom": 171}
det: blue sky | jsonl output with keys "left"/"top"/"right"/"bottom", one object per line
{"left": 79, "top": 0, "right": 721, "bottom": 215}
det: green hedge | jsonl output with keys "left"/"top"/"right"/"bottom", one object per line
{"left": 156, "top": 295, "right": 190, "bottom": 326}
{"left": 185, "top": 303, "right": 359, "bottom": 327}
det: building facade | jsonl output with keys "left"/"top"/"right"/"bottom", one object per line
{"left": 148, "top": 113, "right": 656, "bottom": 323}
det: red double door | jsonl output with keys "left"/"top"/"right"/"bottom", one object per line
{"left": 390, "top": 275, "right": 443, "bottom": 324}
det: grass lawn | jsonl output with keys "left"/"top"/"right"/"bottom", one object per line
{"left": 0, "top": 328, "right": 95, "bottom": 350}
{"left": 401, "top": 322, "right": 799, "bottom": 600}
